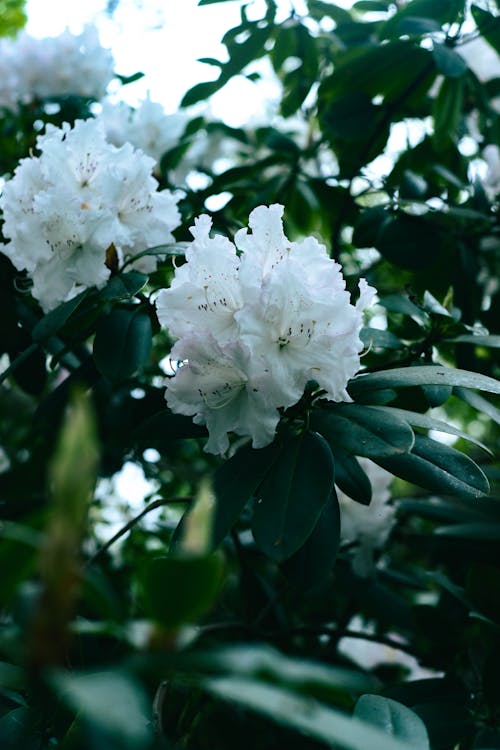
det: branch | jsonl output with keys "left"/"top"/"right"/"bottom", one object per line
{"left": 86, "top": 495, "right": 193, "bottom": 566}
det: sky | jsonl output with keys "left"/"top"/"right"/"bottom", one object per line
{"left": 24, "top": 0, "right": 352, "bottom": 125}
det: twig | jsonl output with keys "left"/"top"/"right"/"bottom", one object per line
{"left": 86, "top": 496, "right": 192, "bottom": 566}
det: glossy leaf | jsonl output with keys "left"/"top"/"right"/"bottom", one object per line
{"left": 331, "top": 447, "right": 372, "bottom": 505}
{"left": 31, "top": 289, "right": 89, "bottom": 342}
{"left": 283, "top": 490, "right": 341, "bottom": 590}
{"left": 375, "top": 434, "right": 489, "bottom": 499}
{"left": 93, "top": 307, "right": 152, "bottom": 381}
{"left": 97, "top": 271, "right": 148, "bottom": 302}
{"left": 312, "top": 404, "right": 414, "bottom": 458}
{"left": 213, "top": 441, "right": 280, "bottom": 547}
{"left": 252, "top": 431, "right": 335, "bottom": 561}
{"left": 349, "top": 366, "right": 500, "bottom": 397}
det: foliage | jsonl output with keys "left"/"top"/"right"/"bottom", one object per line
{"left": 0, "top": 1, "right": 499, "bottom": 749}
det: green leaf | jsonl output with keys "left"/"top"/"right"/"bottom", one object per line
{"left": 454, "top": 387, "right": 500, "bottom": 425}
{"left": 471, "top": 5, "right": 500, "bottom": 56}
{"left": 360, "top": 327, "right": 404, "bottom": 350}
{"left": 396, "top": 16, "right": 442, "bottom": 35}
{"left": 49, "top": 669, "right": 151, "bottom": 747}
{"left": 435, "top": 523, "right": 500, "bottom": 540}
{"left": 97, "top": 271, "right": 148, "bottom": 302}
{"left": 331, "top": 447, "right": 372, "bottom": 505}
{"left": 312, "top": 404, "right": 414, "bottom": 458}
{"left": 206, "top": 677, "right": 422, "bottom": 750}
{"left": 432, "top": 76, "right": 464, "bottom": 150}
{"left": 375, "top": 434, "right": 489, "bottom": 499}
{"left": 377, "top": 214, "right": 443, "bottom": 269}
{"left": 466, "top": 563, "right": 500, "bottom": 623}
{"left": 252, "top": 431, "right": 335, "bottom": 561}
{"left": 354, "top": 695, "right": 430, "bottom": 749}
{"left": 283, "top": 490, "right": 341, "bottom": 590}
{"left": 140, "top": 553, "right": 224, "bottom": 628}
{"left": 93, "top": 307, "right": 152, "bottom": 381}
{"left": 199, "top": 0, "right": 238, "bottom": 4}
{"left": 192, "top": 642, "right": 374, "bottom": 697}
{"left": 135, "top": 410, "right": 208, "bottom": 444}
{"left": 432, "top": 44, "right": 468, "bottom": 77}
{"left": 181, "top": 80, "right": 223, "bottom": 107}
{"left": 449, "top": 334, "right": 500, "bottom": 347}
{"left": 369, "top": 405, "right": 492, "bottom": 453}
{"left": 31, "top": 289, "right": 89, "bottom": 342}
{"left": 349, "top": 365, "right": 500, "bottom": 397}
{"left": 213, "top": 441, "right": 280, "bottom": 547}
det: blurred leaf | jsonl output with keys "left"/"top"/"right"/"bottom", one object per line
{"left": 375, "top": 434, "right": 489, "bottom": 499}
{"left": 0, "top": 0, "right": 27, "bottom": 37}
{"left": 377, "top": 215, "right": 443, "bottom": 269}
{"left": 471, "top": 5, "right": 500, "bottom": 56}
{"left": 252, "top": 431, "right": 334, "bottom": 561}
{"left": 432, "top": 44, "right": 468, "bottom": 77}
{"left": 466, "top": 563, "right": 500, "bottom": 623}
{"left": 435, "top": 523, "right": 500, "bottom": 540}
{"left": 312, "top": 404, "right": 415, "bottom": 458}
{"left": 93, "top": 307, "right": 152, "bottom": 381}
{"left": 433, "top": 76, "right": 464, "bottom": 150}
{"left": 454, "top": 387, "right": 500, "bottom": 425}
{"left": 49, "top": 669, "right": 151, "bottom": 747}
{"left": 206, "top": 676, "right": 421, "bottom": 750}
{"left": 140, "top": 553, "right": 224, "bottom": 628}
{"left": 135, "top": 409, "right": 208, "bottom": 444}
{"left": 354, "top": 695, "right": 430, "bottom": 749}
{"left": 213, "top": 441, "right": 280, "bottom": 547}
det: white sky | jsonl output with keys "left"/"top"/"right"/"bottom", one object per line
{"left": 24, "top": 0, "right": 352, "bottom": 125}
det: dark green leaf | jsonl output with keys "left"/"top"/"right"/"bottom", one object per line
{"left": 140, "top": 553, "right": 224, "bottom": 628}
{"left": 93, "top": 307, "right": 152, "bottom": 381}
{"left": 135, "top": 410, "right": 208, "bottom": 444}
{"left": 213, "top": 441, "right": 280, "bottom": 547}
{"left": 449, "top": 334, "right": 500, "bottom": 347}
{"left": 375, "top": 434, "right": 489, "bottom": 499}
{"left": 435, "top": 523, "right": 500, "bottom": 540}
{"left": 252, "top": 431, "right": 335, "bottom": 561}
{"left": 369, "top": 405, "right": 491, "bottom": 453}
{"left": 396, "top": 16, "right": 442, "bottom": 35}
{"left": 331, "top": 447, "right": 372, "bottom": 505}
{"left": 31, "top": 289, "right": 89, "bottom": 342}
{"left": 283, "top": 490, "right": 341, "bottom": 590}
{"left": 471, "top": 5, "right": 500, "bottom": 56}
{"left": 432, "top": 44, "right": 468, "bottom": 77}
{"left": 354, "top": 695, "right": 430, "bottom": 749}
{"left": 97, "top": 271, "right": 148, "bottom": 302}
{"left": 349, "top": 365, "right": 500, "bottom": 397}
{"left": 360, "top": 327, "right": 404, "bottom": 350}
{"left": 466, "top": 563, "right": 500, "bottom": 623}
{"left": 312, "top": 404, "right": 414, "bottom": 458}
{"left": 181, "top": 80, "right": 223, "bottom": 107}
{"left": 433, "top": 76, "right": 464, "bottom": 150}
{"left": 377, "top": 214, "right": 443, "bottom": 269}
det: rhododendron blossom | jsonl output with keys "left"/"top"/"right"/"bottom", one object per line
{"left": 156, "top": 204, "right": 376, "bottom": 455}
{"left": 0, "top": 26, "right": 114, "bottom": 110}
{"left": 0, "top": 118, "right": 181, "bottom": 311}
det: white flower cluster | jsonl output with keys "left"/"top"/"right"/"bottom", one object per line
{"left": 338, "top": 457, "right": 396, "bottom": 577}
{"left": 0, "top": 26, "right": 114, "bottom": 111}
{"left": 0, "top": 118, "right": 181, "bottom": 311}
{"left": 156, "top": 204, "right": 375, "bottom": 455}
{"left": 96, "top": 98, "right": 187, "bottom": 166}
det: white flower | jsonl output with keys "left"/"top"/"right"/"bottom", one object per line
{"left": 156, "top": 214, "right": 242, "bottom": 343}
{"left": 0, "top": 118, "right": 181, "bottom": 311}
{"left": 156, "top": 204, "right": 375, "bottom": 455}
{"left": 97, "top": 97, "right": 187, "bottom": 166}
{"left": 338, "top": 457, "right": 396, "bottom": 576}
{"left": 166, "top": 333, "right": 281, "bottom": 455}
{"left": 0, "top": 26, "right": 114, "bottom": 110}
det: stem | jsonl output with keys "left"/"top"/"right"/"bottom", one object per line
{"left": 0, "top": 343, "right": 39, "bottom": 386}
{"left": 86, "top": 496, "right": 192, "bottom": 566}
